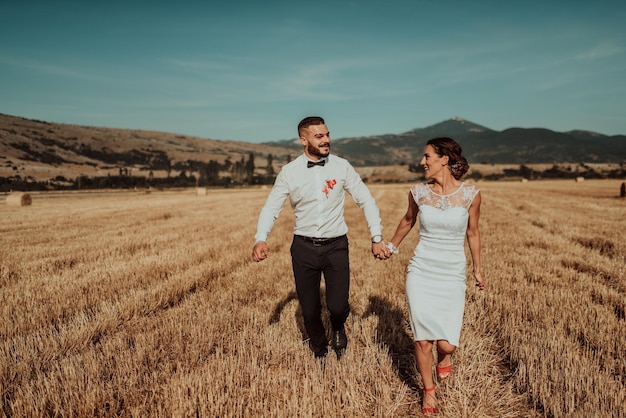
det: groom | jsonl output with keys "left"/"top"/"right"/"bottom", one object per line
{"left": 252, "top": 116, "right": 390, "bottom": 358}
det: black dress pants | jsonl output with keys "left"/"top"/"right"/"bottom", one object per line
{"left": 290, "top": 235, "right": 350, "bottom": 355}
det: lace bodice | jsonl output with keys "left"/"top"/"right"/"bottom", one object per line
{"left": 411, "top": 182, "right": 478, "bottom": 211}
{"left": 410, "top": 182, "right": 479, "bottom": 243}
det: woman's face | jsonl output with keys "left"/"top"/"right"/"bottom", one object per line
{"left": 420, "top": 144, "right": 448, "bottom": 179}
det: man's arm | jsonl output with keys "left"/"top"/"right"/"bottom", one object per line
{"left": 251, "top": 173, "right": 289, "bottom": 262}
{"left": 343, "top": 164, "right": 382, "bottom": 235}
{"left": 343, "top": 164, "right": 390, "bottom": 258}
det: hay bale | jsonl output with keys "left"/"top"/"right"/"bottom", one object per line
{"left": 521, "top": 178, "right": 528, "bottom": 183}
{"left": 6, "top": 192, "right": 32, "bottom": 207}
{"left": 575, "top": 177, "right": 585, "bottom": 183}
{"left": 196, "top": 187, "right": 207, "bottom": 196}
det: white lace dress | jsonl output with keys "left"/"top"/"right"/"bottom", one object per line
{"left": 405, "top": 182, "right": 479, "bottom": 346}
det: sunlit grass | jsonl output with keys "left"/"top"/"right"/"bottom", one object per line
{"left": 1, "top": 180, "right": 624, "bottom": 417}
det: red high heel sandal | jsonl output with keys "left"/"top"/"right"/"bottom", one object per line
{"left": 422, "top": 386, "right": 438, "bottom": 415}
{"left": 436, "top": 363, "right": 453, "bottom": 381}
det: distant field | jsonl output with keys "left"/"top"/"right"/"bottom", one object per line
{"left": 355, "top": 163, "right": 623, "bottom": 183}
{"left": 1, "top": 180, "right": 624, "bottom": 417}
{"left": 2, "top": 160, "right": 622, "bottom": 186}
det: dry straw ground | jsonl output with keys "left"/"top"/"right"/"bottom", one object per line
{"left": 1, "top": 180, "right": 624, "bottom": 417}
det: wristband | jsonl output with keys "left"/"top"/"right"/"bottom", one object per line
{"left": 387, "top": 242, "right": 399, "bottom": 254}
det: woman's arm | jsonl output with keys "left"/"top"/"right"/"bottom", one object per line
{"left": 388, "top": 191, "right": 419, "bottom": 249}
{"left": 466, "top": 191, "right": 485, "bottom": 290}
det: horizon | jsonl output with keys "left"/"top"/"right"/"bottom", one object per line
{"left": 2, "top": 111, "right": 623, "bottom": 144}
{"left": 1, "top": 1, "right": 625, "bottom": 142}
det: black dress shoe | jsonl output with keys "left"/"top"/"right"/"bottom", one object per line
{"left": 333, "top": 329, "right": 347, "bottom": 358}
{"left": 314, "top": 346, "right": 328, "bottom": 359}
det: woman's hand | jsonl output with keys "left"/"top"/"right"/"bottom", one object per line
{"left": 474, "top": 271, "right": 486, "bottom": 290}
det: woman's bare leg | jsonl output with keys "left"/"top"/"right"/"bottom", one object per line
{"left": 415, "top": 340, "right": 437, "bottom": 410}
{"left": 436, "top": 340, "right": 456, "bottom": 379}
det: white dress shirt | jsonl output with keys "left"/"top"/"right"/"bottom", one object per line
{"left": 255, "top": 153, "right": 383, "bottom": 242}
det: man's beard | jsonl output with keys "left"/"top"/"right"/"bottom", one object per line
{"left": 307, "top": 143, "right": 330, "bottom": 159}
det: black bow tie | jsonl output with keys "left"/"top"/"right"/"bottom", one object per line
{"left": 307, "top": 160, "right": 326, "bottom": 168}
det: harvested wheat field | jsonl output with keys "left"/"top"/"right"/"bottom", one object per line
{"left": 1, "top": 180, "right": 624, "bottom": 417}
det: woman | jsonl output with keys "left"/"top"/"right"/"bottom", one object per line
{"left": 386, "top": 137, "right": 485, "bottom": 415}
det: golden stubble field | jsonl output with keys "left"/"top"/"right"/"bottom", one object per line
{"left": 1, "top": 180, "right": 624, "bottom": 417}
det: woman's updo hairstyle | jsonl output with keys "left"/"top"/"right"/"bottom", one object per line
{"left": 426, "top": 137, "right": 469, "bottom": 180}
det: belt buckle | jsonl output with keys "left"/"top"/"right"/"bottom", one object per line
{"left": 312, "top": 238, "right": 323, "bottom": 247}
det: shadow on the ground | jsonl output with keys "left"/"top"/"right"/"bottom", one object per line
{"left": 363, "top": 295, "right": 418, "bottom": 391}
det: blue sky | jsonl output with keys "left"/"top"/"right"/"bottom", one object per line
{"left": 1, "top": 0, "right": 625, "bottom": 143}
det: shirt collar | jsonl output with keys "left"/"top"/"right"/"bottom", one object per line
{"left": 304, "top": 154, "right": 329, "bottom": 165}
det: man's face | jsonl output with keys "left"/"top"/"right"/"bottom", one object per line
{"left": 300, "top": 123, "right": 331, "bottom": 160}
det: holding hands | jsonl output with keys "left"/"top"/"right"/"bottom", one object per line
{"left": 372, "top": 238, "right": 397, "bottom": 260}
{"left": 372, "top": 241, "right": 391, "bottom": 260}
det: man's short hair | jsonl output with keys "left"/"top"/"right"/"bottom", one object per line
{"left": 298, "top": 116, "right": 325, "bottom": 135}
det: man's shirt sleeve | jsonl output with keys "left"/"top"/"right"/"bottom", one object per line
{"left": 343, "top": 162, "right": 383, "bottom": 238}
{"left": 254, "top": 170, "right": 290, "bottom": 242}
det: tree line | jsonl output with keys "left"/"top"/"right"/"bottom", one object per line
{"left": 3, "top": 159, "right": 624, "bottom": 193}
{"left": 1, "top": 153, "right": 286, "bottom": 192}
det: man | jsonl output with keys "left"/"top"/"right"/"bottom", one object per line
{"left": 252, "top": 116, "right": 390, "bottom": 359}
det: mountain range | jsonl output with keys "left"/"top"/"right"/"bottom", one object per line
{"left": 1, "top": 113, "right": 624, "bottom": 182}
{"left": 266, "top": 117, "right": 626, "bottom": 166}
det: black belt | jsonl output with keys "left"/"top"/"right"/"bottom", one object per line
{"left": 295, "top": 235, "right": 345, "bottom": 247}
